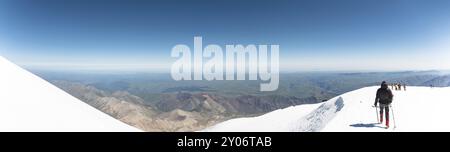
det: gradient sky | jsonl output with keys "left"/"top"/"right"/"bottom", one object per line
{"left": 1, "top": 0, "right": 450, "bottom": 72}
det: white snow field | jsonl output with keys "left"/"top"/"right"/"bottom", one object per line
{"left": 204, "top": 86, "right": 450, "bottom": 132}
{"left": 0, "top": 56, "right": 140, "bottom": 131}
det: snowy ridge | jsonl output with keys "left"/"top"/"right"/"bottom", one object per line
{"left": 289, "top": 96, "right": 344, "bottom": 131}
{"left": 0, "top": 56, "right": 140, "bottom": 131}
{"left": 202, "top": 104, "right": 322, "bottom": 132}
{"left": 204, "top": 86, "right": 450, "bottom": 132}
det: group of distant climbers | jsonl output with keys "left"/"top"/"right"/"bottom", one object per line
{"left": 389, "top": 82, "right": 406, "bottom": 91}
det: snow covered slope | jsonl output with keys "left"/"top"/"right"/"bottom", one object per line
{"left": 202, "top": 103, "right": 322, "bottom": 132}
{"left": 322, "top": 86, "right": 450, "bottom": 132}
{"left": 203, "top": 86, "right": 450, "bottom": 132}
{"left": 0, "top": 56, "right": 140, "bottom": 131}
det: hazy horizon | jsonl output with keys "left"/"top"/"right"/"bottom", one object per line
{"left": 26, "top": 65, "right": 450, "bottom": 76}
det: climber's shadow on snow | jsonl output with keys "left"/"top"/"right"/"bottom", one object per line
{"left": 349, "top": 123, "right": 385, "bottom": 128}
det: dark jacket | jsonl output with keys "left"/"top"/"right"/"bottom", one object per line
{"left": 375, "top": 83, "right": 393, "bottom": 105}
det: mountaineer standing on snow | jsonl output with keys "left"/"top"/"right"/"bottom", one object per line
{"left": 374, "top": 81, "right": 394, "bottom": 128}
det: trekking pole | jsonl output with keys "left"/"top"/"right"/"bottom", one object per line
{"left": 390, "top": 105, "right": 396, "bottom": 129}
{"left": 375, "top": 106, "right": 379, "bottom": 123}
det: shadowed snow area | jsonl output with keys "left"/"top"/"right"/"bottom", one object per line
{"left": 290, "top": 96, "right": 344, "bottom": 131}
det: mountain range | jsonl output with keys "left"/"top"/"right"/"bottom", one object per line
{"left": 37, "top": 70, "right": 450, "bottom": 131}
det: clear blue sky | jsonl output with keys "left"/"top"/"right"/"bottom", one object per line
{"left": 1, "top": 0, "right": 450, "bottom": 71}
